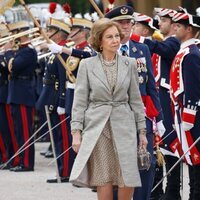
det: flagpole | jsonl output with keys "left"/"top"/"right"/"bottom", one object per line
{"left": 88, "top": 0, "right": 104, "bottom": 18}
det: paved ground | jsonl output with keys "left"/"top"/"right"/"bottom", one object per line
{"left": 0, "top": 142, "right": 190, "bottom": 200}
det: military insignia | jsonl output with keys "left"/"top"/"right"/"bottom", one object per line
{"left": 49, "top": 105, "right": 54, "bottom": 112}
{"left": 125, "top": 61, "right": 129, "bottom": 65}
{"left": 54, "top": 81, "right": 59, "bottom": 91}
{"left": 132, "top": 47, "right": 137, "bottom": 53}
{"left": 120, "top": 7, "right": 128, "bottom": 15}
{"left": 48, "top": 54, "right": 55, "bottom": 64}
{"left": 66, "top": 56, "right": 80, "bottom": 72}
{"left": 136, "top": 58, "right": 147, "bottom": 73}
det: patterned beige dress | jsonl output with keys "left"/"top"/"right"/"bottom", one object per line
{"left": 87, "top": 54, "right": 125, "bottom": 187}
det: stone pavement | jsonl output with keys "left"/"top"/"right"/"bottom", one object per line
{"left": 0, "top": 142, "right": 190, "bottom": 200}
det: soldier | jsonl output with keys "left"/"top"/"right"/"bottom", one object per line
{"left": 131, "top": 8, "right": 182, "bottom": 200}
{"left": 170, "top": 12, "right": 200, "bottom": 200}
{"left": 63, "top": 17, "right": 94, "bottom": 180}
{"left": 104, "top": 5, "right": 165, "bottom": 200}
{"left": 4, "top": 21, "right": 37, "bottom": 172}
{"left": 131, "top": 12, "right": 166, "bottom": 200}
{"left": 36, "top": 17, "right": 71, "bottom": 183}
{"left": 0, "top": 28, "right": 20, "bottom": 169}
{"left": 47, "top": 17, "right": 94, "bottom": 180}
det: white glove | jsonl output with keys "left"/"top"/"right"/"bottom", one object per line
{"left": 157, "top": 120, "right": 166, "bottom": 137}
{"left": 182, "top": 121, "right": 193, "bottom": 131}
{"left": 57, "top": 107, "right": 65, "bottom": 115}
{"left": 48, "top": 43, "right": 63, "bottom": 54}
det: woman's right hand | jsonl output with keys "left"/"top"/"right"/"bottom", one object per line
{"left": 72, "top": 131, "right": 82, "bottom": 153}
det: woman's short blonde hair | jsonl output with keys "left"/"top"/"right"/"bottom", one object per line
{"left": 88, "top": 18, "right": 124, "bottom": 52}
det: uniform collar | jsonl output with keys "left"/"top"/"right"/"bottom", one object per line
{"left": 164, "top": 34, "right": 176, "bottom": 41}
{"left": 58, "top": 40, "right": 67, "bottom": 46}
{"left": 75, "top": 41, "right": 88, "bottom": 49}
{"left": 181, "top": 38, "right": 196, "bottom": 49}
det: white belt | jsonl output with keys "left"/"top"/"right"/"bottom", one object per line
{"left": 66, "top": 81, "right": 76, "bottom": 89}
{"left": 160, "top": 78, "right": 170, "bottom": 90}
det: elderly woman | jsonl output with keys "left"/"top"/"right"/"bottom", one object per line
{"left": 69, "top": 18, "right": 147, "bottom": 200}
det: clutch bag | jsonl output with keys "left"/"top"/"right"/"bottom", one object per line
{"left": 137, "top": 147, "right": 151, "bottom": 170}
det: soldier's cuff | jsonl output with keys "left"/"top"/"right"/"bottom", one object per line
{"left": 182, "top": 107, "right": 196, "bottom": 125}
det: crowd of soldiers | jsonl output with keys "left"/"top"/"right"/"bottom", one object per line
{"left": 0, "top": 2, "right": 200, "bottom": 200}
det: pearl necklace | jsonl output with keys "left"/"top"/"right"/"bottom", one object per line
{"left": 100, "top": 54, "right": 116, "bottom": 67}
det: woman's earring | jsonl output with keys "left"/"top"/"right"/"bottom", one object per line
{"left": 100, "top": 46, "right": 103, "bottom": 51}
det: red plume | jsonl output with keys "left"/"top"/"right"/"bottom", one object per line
{"left": 108, "top": 0, "right": 115, "bottom": 4}
{"left": 49, "top": 2, "right": 57, "bottom": 14}
{"left": 63, "top": 3, "right": 71, "bottom": 14}
{"left": 105, "top": 8, "right": 111, "bottom": 13}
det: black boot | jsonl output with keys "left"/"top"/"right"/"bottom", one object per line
{"left": 188, "top": 165, "right": 194, "bottom": 200}
{"left": 192, "top": 165, "right": 200, "bottom": 200}
{"left": 162, "top": 155, "right": 181, "bottom": 200}
{"left": 150, "top": 163, "right": 164, "bottom": 200}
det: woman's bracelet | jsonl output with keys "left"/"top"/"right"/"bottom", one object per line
{"left": 139, "top": 128, "right": 147, "bottom": 136}
{"left": 71, "top": 129, "right": 81, "bottom": 135}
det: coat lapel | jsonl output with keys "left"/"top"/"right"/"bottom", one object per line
{"left": 114, "top": 55, "right": 129, "bottom": 94}
{"left": 92, "top": 55, "right": 110, "bottom": 92}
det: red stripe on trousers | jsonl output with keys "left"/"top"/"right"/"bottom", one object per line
{"left": 5, "top": 104, "right": 20, "bottom": 166}
{"left": 20, "top": 105, "right": 30, "bottom": 168}
{"left": 59, "top": 114, "right": 69, "bottom": 177}
{"left": 0, "top": 133, "right": 7, "bottom": 162}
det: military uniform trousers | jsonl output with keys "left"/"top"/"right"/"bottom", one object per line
{"left": 0, "top": 133, "right": 7, "bottom": 164}
{"left": 159, "top": 87, "right": 181, "bottom": 200}
{"left": 188, "top": 110, "right": 200, "bottom": 200}
{"left": 134, "top": 118, "right": 156, "bottom": 200}
{"left": 65, "top": 88, "right": 77, "bottom": 175}
{"left": 50, "top": 112, "right": 71, "bottom": 177}
{"left": 0, "top": 103, "right": 20, "bottom": 166}
{"left": 10, "top": 104, "right": 35, "bottom": 169}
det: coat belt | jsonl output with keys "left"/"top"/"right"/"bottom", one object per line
{"left": 90, "top": 101, "right": 127, "bottom": 108}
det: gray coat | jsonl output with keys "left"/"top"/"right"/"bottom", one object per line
{"left": 70, "top": 54, "right": 146, "bottom": 187}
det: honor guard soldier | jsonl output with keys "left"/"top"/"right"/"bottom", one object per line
{"left": 47, "top": 17, "right": 94, "bottom": 180}
{"left": 131, "top": 8, "right": 182, "bottom": 200}
{"left": 105, "top": 6, "right": 164, "bottom": 200}
{"left": 36, "top": 17, "right": 72, "bottom": 183}
{"left": 170, "top": 12, "right": 200, "bottom": 200}
{"left": 4, "top": 21, "right": 37, "bottom": 172}
{"left": 64, "top": 17, "right": 93, "bottom": 178}
{"left": 131, "top": 12, "right": 166, "bottom": 200}
{"left": 0, "top": 28, "right": 20, "bottom": 169}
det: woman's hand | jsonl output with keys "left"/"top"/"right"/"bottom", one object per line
{"left": 72, "top": 130, "right": 82, "bottom": 153}
{"left": 139, "top": 129, "right": 148, "bottom": 150}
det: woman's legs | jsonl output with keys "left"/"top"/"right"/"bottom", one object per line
{"left": 118, "top": 187, "right": 134, "bottom": 200}
{"left": 97, "top": 183, "right": 113, "bottom": 200}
